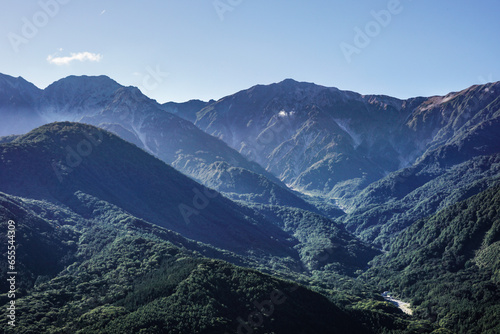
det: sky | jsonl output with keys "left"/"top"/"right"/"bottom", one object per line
{"left": 0, "top": 0, "right": 499, "bottom": 103}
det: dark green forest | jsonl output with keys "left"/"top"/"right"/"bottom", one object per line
{"left": 366, "top": 185, "right": 500, "bottom": 333}
{"left": 0, "top": 192, "right": 427, "bottom": 333}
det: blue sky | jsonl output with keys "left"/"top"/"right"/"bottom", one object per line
{"left": 1, "top": 0, "right": 499, "bottom": 102}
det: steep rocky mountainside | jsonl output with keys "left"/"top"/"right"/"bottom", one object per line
{"left": 191, "top": 79, "right": 499, "bottom": 202}
{"left": 0, "top": 74, "right": 312, "bottom": 210}
{"left": 178, "top": 79, "right": 500, "bottom": 247}
{"left": 0, "top": 74, "right": 43, "bottom": 136}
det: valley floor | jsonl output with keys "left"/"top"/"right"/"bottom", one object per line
{"left": 382, "top": 292, "right": 413, "bottom": 315}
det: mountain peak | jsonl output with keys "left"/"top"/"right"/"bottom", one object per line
{"left": 45, "top": 75, "right": 122, "bottom": 92}
{"left": 274, "top": 78, "right": 325, "bottom": 90}
{"left": 278, "top": 78, "right": 300, "bottom": 85}
{"left": 13, "top": 121, "right": 102, "bottom": 145}
{"left": 39, "top": 75, "right": 124, "bottom": 119}
{"left": 0, "top": 73, "right": 41, "bottom": 93}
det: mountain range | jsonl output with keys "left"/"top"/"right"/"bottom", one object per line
{"left": 0, "top": 73, "right": 499, "bottom": 333}
{"left": 0, "top": 74, "right": 315, "bottom": 213}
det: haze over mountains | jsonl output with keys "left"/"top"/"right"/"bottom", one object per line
{"left": 2, "top": 72, "right": 500, "bottom": 246}
{"left": 1, "top": 74, "right": 321, "bottom": 213}
{"left": 0, "top": 73, "right": 499, "bottom": 333}
{"left": 175, "top": 79, "right": 500, "bottom": 247}
{"left": 189, "top": 80, "right": 499, "bottom": 197}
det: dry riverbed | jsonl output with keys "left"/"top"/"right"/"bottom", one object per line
{"left": 381, "top": 291, "right": 413, "bottom": 315}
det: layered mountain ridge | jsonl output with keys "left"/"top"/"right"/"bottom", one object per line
{"left": 0, "top": 73, "right": 314, "bottom": 213}
{"left": 1, "top": 73, "right": 499, "bottom": 246}
{"left": 0, "top": 122, "right": 399, "bottom": 333}
{"left": 0, "top": 122, "right": 378, "bottom": 273}
{"left": 1, "top": 73, "right": 499, "bottom": 333}
{"left": 171, "top": 79, "right": 500, "bottom": 249}
{"left": 190, "top": 79, "right": 499, "bottom": 200}
{"left": 0, "top": 76, "right": 500, "bottom": 244}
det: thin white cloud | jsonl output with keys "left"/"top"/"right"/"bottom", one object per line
{"left": 47, "top": 52, "right": 103, "bottom": 65}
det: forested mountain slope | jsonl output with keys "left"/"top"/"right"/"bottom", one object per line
{"left": 366, "top": 184, "right": 500, "bottom": 333}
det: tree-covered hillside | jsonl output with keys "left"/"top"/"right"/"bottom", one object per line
{"left": 366, "top": 185, "right": 500, "bottom": 333}
{"left": 0, "top": 191, "right": 430, "bottom": 333}
{"left": 0, "top": 122, "right": 296, "bottom": 258}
